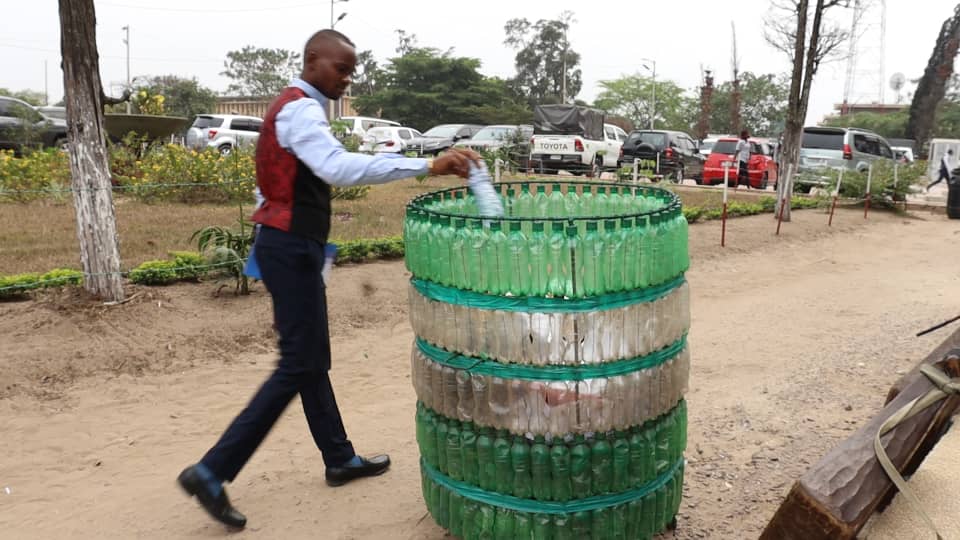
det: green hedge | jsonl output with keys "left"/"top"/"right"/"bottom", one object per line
{"left": 682, "top": 196, "right": 822, "bottom": 223}
{"left": 0, "top": 268, "right": 83, "bottom": 298}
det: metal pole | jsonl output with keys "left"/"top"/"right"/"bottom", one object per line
{"left": 650, "top": 61, "right": 656, "bottom": 130}
{"left": 722, "top": 163, "right": 729, "bottom": 247}
{"left": 122, "top": 25, "right": 130, "bottom": 114}
{"left": 633, "top": 158, "right": 639, "bottom": 183}
{"left": 829, "top": 168, "right": 843, "bottom": 226}
{"left": 864, "top": 164, "right": 872, "bottom": 219}
{"left": 44, "top": 60, "right": 48, "bottom": 105}
{"left": 777, "top": 164, "right": 792, "bottom": 235}
{"left": 330, "top": 0, "right": 334, "bottom": 27}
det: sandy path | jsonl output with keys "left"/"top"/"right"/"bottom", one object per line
{"left": 1, "top": 207, "right": 959, "bottom": 539}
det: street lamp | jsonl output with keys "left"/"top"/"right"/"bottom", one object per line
{"left": 641, "top": 58, "right": 657, "bottom": 130}
{"left": 330, "top": 0, "right": 348, "bottom": 28}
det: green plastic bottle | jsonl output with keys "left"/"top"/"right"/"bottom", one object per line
{"left": 640, "top": 492, "right": 656, "bottom": 539}
{"left": 486, "top": 221, "right": 508, "bottom": 295}
{"left": 608, "top": 186, "right": 623, "bottom": 215}
{"left": 447, "top": 420, "right": 463, "bottom": 481}
{"left": 656, "top": 411, "right": 672, "bottom": 477}
{"left": 655, "top": 479, "right": 668, "bottom": 532}
{"left": 454, "top": 189, "right": 467, "bottom": 215}
{"left": 493, "top": 429, "right": 513, "bottom": 494}
{"left": 437, "top": 484, "right": 450, "bottom": 529}
{"left": 642, "top": 420, "right": 657, "bottom": 486}
{"left": 449, "top": 490, "right": 464, "bottom": 538}
{"left": 611, "top": 503, "right": 628, "bottom": 540}
{"left": 628, "top": 426, "right": 646, "bottom": 487}
{"left": 579, "top": 221, "right": 603, "bottom": 296}
{"left": 591, "top": 432, "right": 613, "bottom": 495}
{"left": 530, "top": 435, "right": 551, "bottom": 501}
{"left": 511, "top": 435, "right": 532, "bottom": 499}
{"left": 591, "top": 508, "right": 612, "bottom": 540}
{"left": 528, "top": 221, "right": 549, "bottom": 297}
{"left": 678, "top": 400, "right": 688, "bottom": 459}
{"left": 435, "top": 414, "right": 448, "bottom": 473}
{"left": 494, "top": 507, "right": 516, "bottom": 540}
{"left": 461, "top": 421, "right": 479, "bottom": 486}
{"left": 619, "top": 217, "right": 636, "bottom": 291}
{"left": 477, "top": 426, "right": 496, "bottom": 491}
{"left": 462, "top": 501, "right": 479, "bottom": 540}
{"left": 467, "top": 219, "right": 488, "bottom": 293}
{"left": 423, "top": 408, "right": 439, "bottom": 468}
{"left": 651, "top": 212, "right": 665, "bottom": 286}
{"left": 415, "top": 402, "right": 426, "bottom": 456}
{"left": 549, "top": 183, "right": 566, "bottom": 217}
{"left": 514, "top": 512, "right": 533, "bottom": 540}
{"left": 507, "top": 221, "right": 529, "bottom": 295}
{"left": 426, "top": 214, "right": 441, "bottom": 279}
{"left": 612, "top": 430, "right": 631, "bottom": 492}
{"left": 570, "top": 434, "right": 592, "bottom": 498}
{"left": 478, "top": 504, "right": 496, "bottom": 540}
{"left": 564, "top": 184, "right": 580, "bottom": 218}
{"left": 437, "top": 216, "right": 456, "bottom": 286}
{"left": 547, "top": 221, "right": 569, "bottom": 297}
{"left": 580, "top": 185, "right": 595, "bottom": 216}
{"left": 678, "top": 209, "right": 690, "bottom": 274}
{"left": 505, "top": 187, "right": 516, "bottom": 218}
{"left": 550, "top": 440, "right": 572, "bottom": 501}
{"left": 604, "top": 219, "right": 623, "bottom": 292}
{"left": 627, "top": 498, "right": 644, "bottom": 540}
{"left": 533, "top": 184, "right": 549, "bottom": 217}
{"left": 516, "top": 183, "right": 534, "bottom": 217}
{"left": 451, "top": 218, "right": 469, "bottom": 289}
{"left": 636, "top": 215, "right": 651, "bottom": 289}
{"left": 571, "top": 511, "right": 592, "bottom": 539}
{"left": 403, "top": 208, "right": 416, "bottom": 274}
{"left": 532, "top": 513, "right": 553, "bottom": 540}
{"left": 594, "top": 186, "right": 609, "bottom": 216}
{"left": 553, "top": 514, "right": 572, "bottom": 540}
{"left": 565, "top": 225, "right": 580, "bottom": 298}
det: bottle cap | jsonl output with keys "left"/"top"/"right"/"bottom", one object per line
{"left": 453, "top": 217, "right": 466, "bottom": 228}
{"left": 566, "top": 184, "right": 578, "bottom": 194}
{"left": 510, "top": 221, "right": 521, "bottom": 231}
{"left": 552, "top": 221, "right": 565, "bottom": 232}
{"left": 610, "top": 186, "right": 620, "bottom": 195}
{"left": 532, "top": 221, "right": 545, "bottom": 233}
{"left": 536, "top": 184, "right": 546, "bottom": 193}
{"left": 586, "top": 221, "right": 598, "bottom": 231}
{"left": 566, "top": 225, "right": 578, "bottom": 237}
{"left": 455, "top": 190, "right": 464, "bottom": 200}
{"left": 521, "top": 183, "right": 531, "bottom": 193}
{"left": 604, "top": 219, "right": 617, "bottom": 231}
{"left": 597, "top": 186, "right": 607, "bottom": 195}
{"left": 490, "top": 221, "right": 502, "bottom": 231}
{"left": 620, "top": 216, "right": 633, "bottom": 227}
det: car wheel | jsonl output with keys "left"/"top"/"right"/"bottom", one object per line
{"left": 760, "top": 172, "right": 769, "bottom": 190}
{"left": 673, "top": 165, "right": 684, "bottom": 184}
{"left": 54, "top": 137, "right": 68, "bottom": 151}
{"left": 218, "top": 144, "right": 233, "bottom": 156}
{"left": 587, "top": 155, "right": 602, "bottom": 178}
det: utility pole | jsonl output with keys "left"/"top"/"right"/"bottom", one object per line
{"left": 44, "top": 60, "right": 49, "bottom": 105}
{"left": 642, "top": 58, "right": 657, "bottom": 129}
{"left": 122, "top": 25, "right": 130, "bottom": 114}
{"left": 730, "top": 22, "right": 741, "bottom": 135}
{"left": 559, "top": 11, "right": 575, "bottom": 104}
{"left": 329, "top": 0, "right": 348, "bottom": 120}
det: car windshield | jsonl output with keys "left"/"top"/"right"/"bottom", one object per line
{"left": 193, "top": 116, "right": 223, "bottom": 129}
{"left": 627, "top": 131, "right": 667, "bottom": 148}
{"left": 422, "top": 125, "right": 460, "bottom": 138}
{"left": 367, "top": 127, "right": 393, "bottom": 139}
{"left": 712, "top": 141, "right": 738, "bottom": 154}
{"left": 472, "top": 127, "right": 515, "bottom": 141}
{"left": 802, "top": 130, "right": 844, "bottom": 150}
{"left": 700, "top": 141, "right": 715, "bottom": 152}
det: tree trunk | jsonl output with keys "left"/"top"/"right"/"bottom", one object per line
{"left": 906, "top": 3, "right": 960, "bottom": 155}
{"left": 776, "top": 0, "right": 809, "bottom": 223}
{"left": 59, "top": 0, "right": 124, "bottom": 302}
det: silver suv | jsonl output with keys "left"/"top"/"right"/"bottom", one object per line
{"left": 185, "top": 114, "right": 262, "bottom": 154}
{"left": 796, "top": 127, "right": 895, "bottom": 191}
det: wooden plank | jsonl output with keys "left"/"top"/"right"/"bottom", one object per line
{"left": 760, "top": 355, "right": 960, "bottom": 540}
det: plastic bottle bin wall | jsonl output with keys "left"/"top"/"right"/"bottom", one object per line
{"left": 406, "top": 181, "right": 690, "bottom": 539}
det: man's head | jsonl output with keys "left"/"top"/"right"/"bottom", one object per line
{"left": 301, "top": 29, "right": 356, "bottom": 100}
{"left": 950, "top": 149, "right": 955, "bottom": 156}
{"left": 740, "top": 130, "right": 749, "bottom": 140}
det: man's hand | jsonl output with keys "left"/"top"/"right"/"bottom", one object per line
{"left": 429, "top": 148, "right": 483, "bottom": 178}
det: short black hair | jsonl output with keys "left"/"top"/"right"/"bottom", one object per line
{"left": 304, "top": 29, "right": 355, "bottom": 56}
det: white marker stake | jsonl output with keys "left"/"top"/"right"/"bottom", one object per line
{"left": 864, "top": 164, "right": 872, "bottom": 219}
{"left": 494, "top": 158, "right": 502, "bottom": 184}
{"left": 633, "top": 158, "right": 639, "bottom": 183}
{"left": 722, "top": 163, "right": 729, "bottom": 247}
{"left": 829, "top": 168, "right": 843, "bottom": 226}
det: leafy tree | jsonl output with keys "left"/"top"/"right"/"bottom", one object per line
{"left": 353, "top": 48, "right": 529, "bottom": 130}
{"left": 351, "top": 50, "right": 381, "bottom": 96}
{"left": 708, "top": 72, "right": 789, "bottom": 136}
{"left": 593, "top": 74, "right": 695, "bottom": 132}
{"left": 504, "top": 12, "right": 582, "bottom": 104}
{"left": 821, "top": 110, "right": 908, "bottom": 139}
{"left": 221, "top": 46, "right": 301, "bottom": 97}
{"left": 907, "top": 3, "right": 960, "bottom": 151}
{"left": 395, "top": 30, "right": 419, "bottom": 56}
{"left": 133, "top": 75, "right": 217, "bottom": 119}
{"left": 0, "top": 88, "right": 47, "bottom": 106}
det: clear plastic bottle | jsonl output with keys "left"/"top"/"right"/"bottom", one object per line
{"left": 489, "top": 376, "right": 510, "bottom": 427}
{"left": 507, "top": 221, "right": 529, "bottom": 296}
{"left": 468, "top": 162, "right": 505, "bottom": 217}
{"left": 527, "top": 221, "right": 549, "bottom": 297}
{"left": 457, "top": 370, "right": 474, "bottom": 422}
{"left": 547, "top": 221, "right": 569, "bottom": 297}
{"left": 471, "top": 373, "right": 490, "bottom": 427}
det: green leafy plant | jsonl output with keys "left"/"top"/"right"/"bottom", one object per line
{"left": 818, "top": 160, "right": 927, "bottom": 207}
{"left": 0, "top": 272, "right": 43, "bottom": 298}
{"left": 128, "top": 260, "right": 181, "bottom": 285}
{"left": 190, "top": 206, "right": 255, "bottom": 295}
{"left": 335, "top": 236, "right": 405, "bottom": 263}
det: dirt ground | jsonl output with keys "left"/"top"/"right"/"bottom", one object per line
{"left": 2, "top": 206, "right": 959, "bottom": 539}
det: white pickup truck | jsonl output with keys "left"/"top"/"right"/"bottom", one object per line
{"left": 529, "top": 105, "right": 627, "bottom": 176}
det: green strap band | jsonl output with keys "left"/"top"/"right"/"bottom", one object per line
{"left": 411, "top": 275, "right": 686, "bottom": 314}
{"left": 416, "top": 335, "right": 686, "bottom": 381}
{"left": 421, "top": 455, "right": 683, "bottom": 515}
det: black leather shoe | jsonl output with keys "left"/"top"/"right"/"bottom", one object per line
{"left": 325, "top": 454, "right": 391, "bottom": 487}
{"left": 177, "top": 465, "right": 247, "bottom": 529}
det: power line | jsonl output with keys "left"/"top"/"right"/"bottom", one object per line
{"left": 98, "top": 1, "right": 316, "bottom": 13}
{"left": 0, "top": 43, "right": 221, "bottom": 63}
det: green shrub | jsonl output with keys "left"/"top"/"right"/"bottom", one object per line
{"left": 0, "top": 149, "right": 71, "bottom": 202}
{"left": 818, "top": 160, "right": 926, "bottom": 206}
{"left": 335, "top": 236, "right": 405, "bottom": 263}
{"left": 331, "top": 185, "right": 371, "bottom": 200}
{"left": 0, "top": 272, "right": 43, "bottom": 298}
{"left": 128, "top": 260, "right": 181, "bottom": 285}
{"left": 39, "top": 268, "right": 83, "bottom": 287}
{"left": 168, "top": 251, "right": 207, "bottom": 280}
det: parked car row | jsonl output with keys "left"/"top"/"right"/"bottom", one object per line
{"left": 0, "top": 95, "right": 67, "bottom": 155}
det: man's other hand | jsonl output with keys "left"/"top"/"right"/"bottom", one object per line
{"left": 429, "top": 148, "right": 483, "bottom": 178}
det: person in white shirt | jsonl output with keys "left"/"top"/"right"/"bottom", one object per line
{"left": 928, "top": 149, "right": 954, "bottom": 191}
{"left": 735, "top": 130, "right": 752, "bottom": 188}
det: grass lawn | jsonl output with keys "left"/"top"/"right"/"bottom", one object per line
{"left": 0, "top": 176, "right": 785, "bottom": 275}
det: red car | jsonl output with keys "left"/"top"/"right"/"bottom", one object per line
{"left": 702, "top": 138, "right": 779, "bottom": 189}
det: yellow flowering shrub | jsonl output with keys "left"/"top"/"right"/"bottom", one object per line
{"left": 0, "top": 149, "right": 71, "bottom": 202}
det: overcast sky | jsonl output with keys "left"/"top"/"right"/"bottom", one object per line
{"left": 2, "top": 0, "right": 956, "bottom": 127}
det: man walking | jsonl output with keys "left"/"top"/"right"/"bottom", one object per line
{"left": 927, "top": 148, "right": 954, "bottom": 192}
{"left": 177, "top": 29, "right": 479, "bottom": 529}
{"left": 735, "top": 130, "right": 752, "bottom": 189}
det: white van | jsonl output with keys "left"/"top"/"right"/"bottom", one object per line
{"left": 337, "top": 116, "right": 401, "bottom": 137}
{"left": 927, "top": 138, "right": 960, "bottom": 180}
